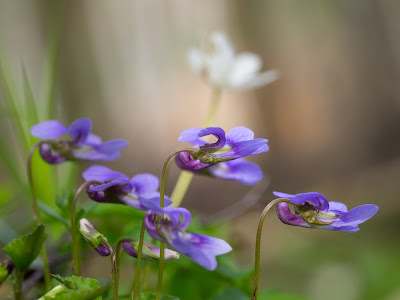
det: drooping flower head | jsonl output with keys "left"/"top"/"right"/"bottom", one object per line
{"left": 142, "top": 199, "right": 232, "bottom": 271}
{"left": 79, "top": 218, "right": 110, "bottom": 256}
{"left": 188, "top": 31, "right": 279, "bottom": 90}
{"left": 122, "top": 240, "right": 180, "bottom": 262}
{"left": 30, "top": 118, "right": 128, "bottom": 164}
{"left": 176, "top": 126, "right": 268, "bottom": 185}
{"left": 273, "top": 191, "right": 379, "bottom": 232}
{"left": 82, "top": 165, "right": 171, "bottom": 210}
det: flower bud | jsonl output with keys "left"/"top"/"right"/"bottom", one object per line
{"left": 123, "top": 240, "right": 179, "bottom": 262}
{"left": 79, "top": 218, "right": 110, "bottom": 256}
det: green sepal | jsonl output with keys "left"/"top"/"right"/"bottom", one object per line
{"left": 3, "top": 225, "right": 47, "bottom": 272}
{"left": 300, "top": 210, "right": 334, "bottom": 226}
{"left": 79, "top": 225, "right": 107, "bottom": 249}
{"left": 193, "top": 149, "right": 234, "bottom": 164}
{"left": 130, "top": 241, "right": 180, "bottom": 262}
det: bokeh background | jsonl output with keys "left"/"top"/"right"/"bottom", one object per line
{"left": 0, "top": 1, "right": 399, "bottom": 300}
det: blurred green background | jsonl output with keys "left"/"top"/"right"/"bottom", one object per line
{"left": 0, "top": 1, "right": 399, "bottom": 299}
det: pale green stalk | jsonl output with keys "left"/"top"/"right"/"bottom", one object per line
{"left": 170, "top": 88, "right": 222, "bottom": 207}
{"left": 131, "top": 223, "right": 146, "bottom": 300}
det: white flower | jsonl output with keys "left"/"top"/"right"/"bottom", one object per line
{"left": 188, "top": 31, "right": 279, "bottom": 90}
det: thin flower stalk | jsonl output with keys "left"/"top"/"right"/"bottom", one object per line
{"left": 101, "top": 238, "right": 118, "bottom": 300}
{"left": 131, "top": 222, "right": 146, "bottom": 300}
{"left": 252, "top": 198, "right": 290, "bottom": 300}
{"left": 71, "top": 180, "right": 101, "bottom": 275}
{"left": 156, "top": 147, "right": 196, "bottom": 300}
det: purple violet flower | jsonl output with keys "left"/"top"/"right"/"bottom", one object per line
{"left": 82, "top": 165, "right": 172, "bottom": 210}
{"left": 30, "top": 118, "right": 128, "bottom": 164}
{"left": 176, "top": 126, "right": 268, "bottom": 184}
{"left": 142, "top": 199, "right": 232, "bottom": 270}
{"left": 273, "top": 191, "right": 379, "bottom": 232}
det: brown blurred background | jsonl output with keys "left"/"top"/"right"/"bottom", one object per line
{"left": 0, "top": 1, "right": 399, "bottom": 299}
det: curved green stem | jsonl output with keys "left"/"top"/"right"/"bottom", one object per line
{"left": 27, "top": 141, "right": 51, "bottom": 291}
{"left": 170, "top": 88, "right": 222, "bottom": 207}
{"left": 116, "top": 238, "right": 134, "bottom": 289}
{"left": 132, "top": 223, "right": 146, "bottom": 300}
{"left": 101, "top": 238, "right": 118, "bottom": 300}
{"left": 71, "top": 180, "right": 100, "bottom": 276}
{"left": 251, "top": 198, "right": 290, "bottom": 300}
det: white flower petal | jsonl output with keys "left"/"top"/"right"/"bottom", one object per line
{"left": 238, "top": 69, "right": 280, "bottom": 90}
{"left": 187, "top": 48, "right": 204, "bottom": 75}
{"left": 228, "top": 53, "right": 262, "bottom": 88}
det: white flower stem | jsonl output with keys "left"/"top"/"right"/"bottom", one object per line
{"left": 170, "top": 87, "right": 222, "bottom": 207}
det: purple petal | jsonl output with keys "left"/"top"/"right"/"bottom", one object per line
{"left": 138, "top": 196, "right": 173, "bottom": 211}
{"left": 82, "top": 165, "right": 128, "bottom": 182}
{"left": 123, "top": 242, "right": 137, "bottom": 257}
{"left": 85, "top": 134, "right": 102, "bottom": 146}
{"left": 328, "top": 201, "right": 348, "bottom": 212}
{"left": 327, "top": 204, "right": 379, "bottom": 229}
{"left": 274, "top": 191, "right": 329, "bottom": 211}
{"left": 89, "top": 177, "right": 132, "bottom": 192}
{"left": 276, "top": 202, "right": 311, "bottom": 228}
{"left": 38, "top": 143, "right": 66, "bottom": 164}
{"left": 169, "top": 232, "right": 232, "bottom": 271}
{"left": 226, "top": 126, "right": 255, "bottom": 144}
{"left": 131, "top": 174, "right": 159, "bottom": 194}
{"left": 178, "top": 127, "right": 226, "bottom": 148}
{"left": 208, "top": 159, "right": 262, "bottom": 185}
{"left": 31, "top": 120, "right": 68, "bottom": 139}
{"left": 68, "top": 118, "right": 92, "bottom": 144}
{"left": 217, "top": 138, "right": 269, "bottom": 159}
{"left": 96, "top": 139, "right": 129, "bottom": 153}
{"left": 273, "top": 191, "right": 295, "bottom": 199}
{"left": 118, "top": 195, "right": 142, "bottom": 210}
{"left": 95, "top": 244, "right": 110, "bottom": 257}
{"left": 71, "top": 149, "right": 120, "bottom": 161}
{"left": 175, "top": 151, "right": 213, "bottom": 171}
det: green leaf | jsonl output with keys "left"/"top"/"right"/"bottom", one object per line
{"left": 3, "top": 225, "right": 47, "bottom": 272}
{"left": 21, "top": 63, "right": 39, "bottom": 127}
{"left": 210, "top": 287, "right": 247, "bottom": 300}
{"left": 50, "top": 275, "right": 103, "bottom": 300}
{"left": 43, "top": 285, "right": 106, "bottom": 300}
{"left": 52, "top": 275, "right": 99, "bottom": 290}
{"left": 38, "top": 200, "right": 70, "bottom": 229}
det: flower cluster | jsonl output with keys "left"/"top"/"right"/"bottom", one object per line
{"left": 22, "top": 30, "right": 380, "bottom": 300}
